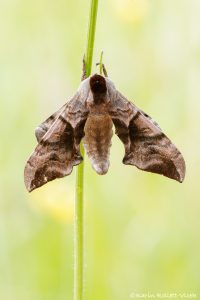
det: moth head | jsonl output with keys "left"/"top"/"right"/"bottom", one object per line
{"left": 90, "top": 74, "right": 107, "bottom": 95}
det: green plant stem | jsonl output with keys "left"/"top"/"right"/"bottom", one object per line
{"left": 85, "top": 0, "right": 99, "bottom": 77}
{"left": 74, "top": 1, "right": 99, "bottom": 300}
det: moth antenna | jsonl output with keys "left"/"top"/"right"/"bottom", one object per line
{"left": 96, "top": 63, "right": 108, "bottom": 77}
{"left": 95, "top": 51, "right": 108, "bottom": 77}
{"left": 81, "top": 55, "right": 87, "bottom": 81}
{"left": 102, "top": 64, "right": 108, "bottom": 77}
{"left": 99, "top": 51, "right": 103, "bottom": 75}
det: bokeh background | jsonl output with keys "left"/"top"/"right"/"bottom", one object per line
{"left": 1, "top": 0, "right": 200, "bottom": 299}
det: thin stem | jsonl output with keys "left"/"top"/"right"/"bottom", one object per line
{"left": 74, "top": 1, "right": 99, "bottom": 300}
{"left": 74, "top": 143, "right": 84, "bottom": 300}
{"left": 85, "top": 0, "right": 99, "bottom": 77}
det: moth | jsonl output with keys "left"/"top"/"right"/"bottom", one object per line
{"left": 24, "top": 62, "right": 185, "bottom": 192}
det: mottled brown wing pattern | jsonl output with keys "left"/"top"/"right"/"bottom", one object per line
{"left": 35, "top": 104, "right": 66, "bottom": 142}
{"left": 24, "top": 92, "right": 88, "bottom": 192}
{"left": 109, "top": 91, "right": 186, "bottom": 182}
{"left": 24, "top": 73, "right": 185, "bottom": 193}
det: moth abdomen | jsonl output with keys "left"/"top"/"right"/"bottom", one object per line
{"left": 83, "top": 114, "right": 113, "bottom": 175}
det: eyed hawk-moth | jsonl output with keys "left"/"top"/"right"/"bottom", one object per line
{"left": 24, "top": 66, "right": 185, "bottom": 192}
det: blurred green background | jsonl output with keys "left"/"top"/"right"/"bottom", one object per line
{"left": 0, "top": 0, "right": 200, "bottom": 299}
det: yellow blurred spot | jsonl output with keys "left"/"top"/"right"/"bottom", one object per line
{"left": 28, "top": 179, "right": 74, "bottom": 223}
{"left": 114, "top": 0, "right": 149, "bottom": 24}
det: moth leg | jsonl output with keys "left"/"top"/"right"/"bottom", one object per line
{"left": 81, "top": 55, "right": 87, "bottom": 81}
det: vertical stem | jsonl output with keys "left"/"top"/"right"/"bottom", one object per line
{"left": 85, "top": 0, "right": 99, "bottom": 77}
{"left": 74, "top": 1, "right": 99, "bottom": 300}
{"left": 74, "top": 144, "right": 84, "bottom": 300}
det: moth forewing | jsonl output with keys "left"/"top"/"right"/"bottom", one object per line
{"left": 24, "top": 89, "right": 89, "bottom": 192}
{"left": 107, "top": 86, "right": 186, "bottom": 183}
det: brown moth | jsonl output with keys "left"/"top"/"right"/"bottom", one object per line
{"left": 24, "top": 64, "right": 185, "bottom": 192}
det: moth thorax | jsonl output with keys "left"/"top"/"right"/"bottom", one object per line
{"left": 90, "top": 74, "right": 107, "bottom": 104}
